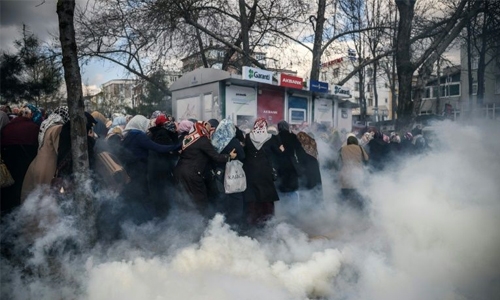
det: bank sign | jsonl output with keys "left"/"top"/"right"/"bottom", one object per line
{"left": 242, "top": 66, "right": 273, "bottom": 84}
{"left": 332, "top": 85, "right": 351, "bottom": 98}
{"left": 279, "top": 73, "right": 304, "bottom": 89}
{"left": 308, "top": 80, "right": 329, "bottom": 93}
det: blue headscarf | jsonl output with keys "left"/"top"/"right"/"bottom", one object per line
{"left": 211, "top": 119, "right": 236, "bottom": 153}
{"left": 23, "top": 104, "right": 43, "bottom": 125}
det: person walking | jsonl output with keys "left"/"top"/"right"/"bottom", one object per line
{"left": 243, "top": 118, "right": 284, "bottom": 227}
{"left": 338, "top": 136, "right": 369, "bottom": 209}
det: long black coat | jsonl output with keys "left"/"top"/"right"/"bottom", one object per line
{"left": 174, "top": 136, "right": 229, "bottom": 206}
{"left": 243, "top": 135, "right": 282, "bottom": 203}
{"left": 277, "top": 130, "right": 302, "bottom": 193}
{"left": 148, "top": 126, "right": 179, "bottom": 216}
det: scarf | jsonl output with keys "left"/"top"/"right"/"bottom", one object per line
{"left": 182, "top": 121, "right": 209, "bottom": 150}
{"left": 123, "top": 115, "right": 150, "bottom": 136}
{"left": 249, "top": 117, "right": 271, "bottom": 150}
{"left": 211, "top": 119, "right": 236, "bottom": 153}
{"left": 38, "top": 106, "right": 70, "bottom": 149}
{"left": 297, "top": 132, "right": 318, "bottom": 159}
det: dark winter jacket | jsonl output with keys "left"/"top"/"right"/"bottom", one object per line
{"left": 174, "top": 136, "right": 230, "bottom": 205}
{"left": 277, "top": 130, "right": 302, "bottom": 193}
{"left": 243, "top": 134, "right": 282, "bottom": 203}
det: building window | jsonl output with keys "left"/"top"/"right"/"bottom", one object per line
{"left": 424, "top": 87, "right": 431, "bottom": 98}
{"left": 368, "top": 98, "right": 373, "bottom": 107}
{"left": 449, "top": 84, "right": 460, "bottom": 96}
{"left": 367, "top": 84, "right": 372, "bottom": 93}
{"left": 471, "top": 56, "right": 478, "bottom": 70}
{"left": 385, "top": 98, "right": 388, "bottom": 103}
{"left": 366, "top": 67, "right": 373, "bottom": 77}
{"left": 472, "top": 83, "right": 478, "bottom": 95}
{"left": 332, "top": 68, "right": 340, "bottom": 78}
{"left": 354, "top": 82, "right": 359, "bottom": 91}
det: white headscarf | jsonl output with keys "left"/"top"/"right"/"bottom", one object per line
{"left": 123, "top": 115, "right": 150, "bottom": 136}
{"left": 249, "top": 117, "right": 271, "bottom": 150}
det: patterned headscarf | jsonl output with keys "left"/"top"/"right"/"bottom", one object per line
{"left": 297, "top": 132, "right": 318, "bottom": 159}
{"left": 20, "top": 104, "right": 43, "bottom": 125}
{"left": 211, "top": 119, "right": 236, "bottom": 153}
{"left": 163, "top": 115, "right": 177, "bottom": 133}
{"left": 123, "top": 115, "right": 150, "bottom": 136}
{"left": 182, "top": 121, "right": 209, "bottom": 150}
{"left": 38, "top": 106, "right": 70, "bottom": 149}
{"left": 249, "top": 117, "right": 271, "bottom": 150}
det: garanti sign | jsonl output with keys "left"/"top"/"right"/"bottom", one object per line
{"left": 242, "top": 66, "right": 273, "bottom": 84}
{"left": 279, "top": 73, "right": 304, "bottom": 89}
{"left": 332, "top": 85, "right": 351, "bottom": 98}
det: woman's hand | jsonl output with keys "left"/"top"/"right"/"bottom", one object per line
{"left": 229, "top": 149, "right": 237, "bottom": 160}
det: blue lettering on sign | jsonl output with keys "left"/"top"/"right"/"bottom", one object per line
{"left": 309, "top": 80, "right": 329, "bottom": 93}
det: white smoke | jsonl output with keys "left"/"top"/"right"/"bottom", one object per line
{"left": 1, "top": 120, "right": 499, "bottom": 300}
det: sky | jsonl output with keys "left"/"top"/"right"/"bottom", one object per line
{"left": 0, "top": 0, "right": 127, "bottom": 91}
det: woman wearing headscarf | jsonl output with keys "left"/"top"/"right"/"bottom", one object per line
{"left": 276, "top": 120, "right": 302, "bottom": 198}
{"left": 296, "top": 132, "right": 323, "bottom": 198}
{"left": 21, "top": 106, "right": 70, "bottom": 201}
{"left": 147, "top": 114, "right": 179, "bottom": 217}
{"left": 1, "top": 104, "right": 42, "bottom": 215}
{"left": 338, "top": 136, "right": 369, "bottom": 209}
{"left": 174, "top": 121, "right": 236, "bottom": 216}
{"left": 243, "top": 118, "right": 284, "bottom": 227}
{"left": 211, "top": 119, "right": 246, "bottom": 228}
{"left": 104, "top": 115, "right": 128, "bottom": 157}
{"left": 91, "top": 111, "right": 109, "bottom": 138}
{"left": 119, "top": 115, "right": 180, "bottom": 223}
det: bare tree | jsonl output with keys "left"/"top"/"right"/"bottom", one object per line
{"left": 57, "top": 0, "right": 95, "bottom": 243}
{"left": 394, "top": 0, "right": 482, "bottom": 125}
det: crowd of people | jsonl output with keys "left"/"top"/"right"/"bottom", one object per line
{"left": 1, "top": 104, "right": 429, "bottom": 239}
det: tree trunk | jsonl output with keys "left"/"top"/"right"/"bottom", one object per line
{"left": 395, "top": 0, "right": 417, "bottom": 127}
{"left": 239, "top": 0, "right": 251, "bottom": 67}
{"left": 57, "top": 0, "right": 96, "bottom": 245}
{"left": 466, "top": 1, "right": 474, "bottom": 115}
{"left": 310, "top": 0, "right": 327, "bottom": 81}
{"left": 436, "top": 56, "right": 441, "bottom": 114}
{"left": 413, "top": 61, "right": 433, "bottom": 116}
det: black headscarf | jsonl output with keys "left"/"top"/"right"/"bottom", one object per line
{"left": 278, "top": 120, "right": 290, "bottom": 132}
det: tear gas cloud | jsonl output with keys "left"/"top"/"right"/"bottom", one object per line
{"left": 1, "top": 120, "right": 499, "bottom": 300}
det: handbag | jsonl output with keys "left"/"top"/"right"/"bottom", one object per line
{"left": 95, "top": 151, "right": 130, "bottom": 192}
{"left": 224, "top": 160, "right": 246, "bottom": 194}
{"left": 0, "top": 158, "right": 14, "bottom": 188}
